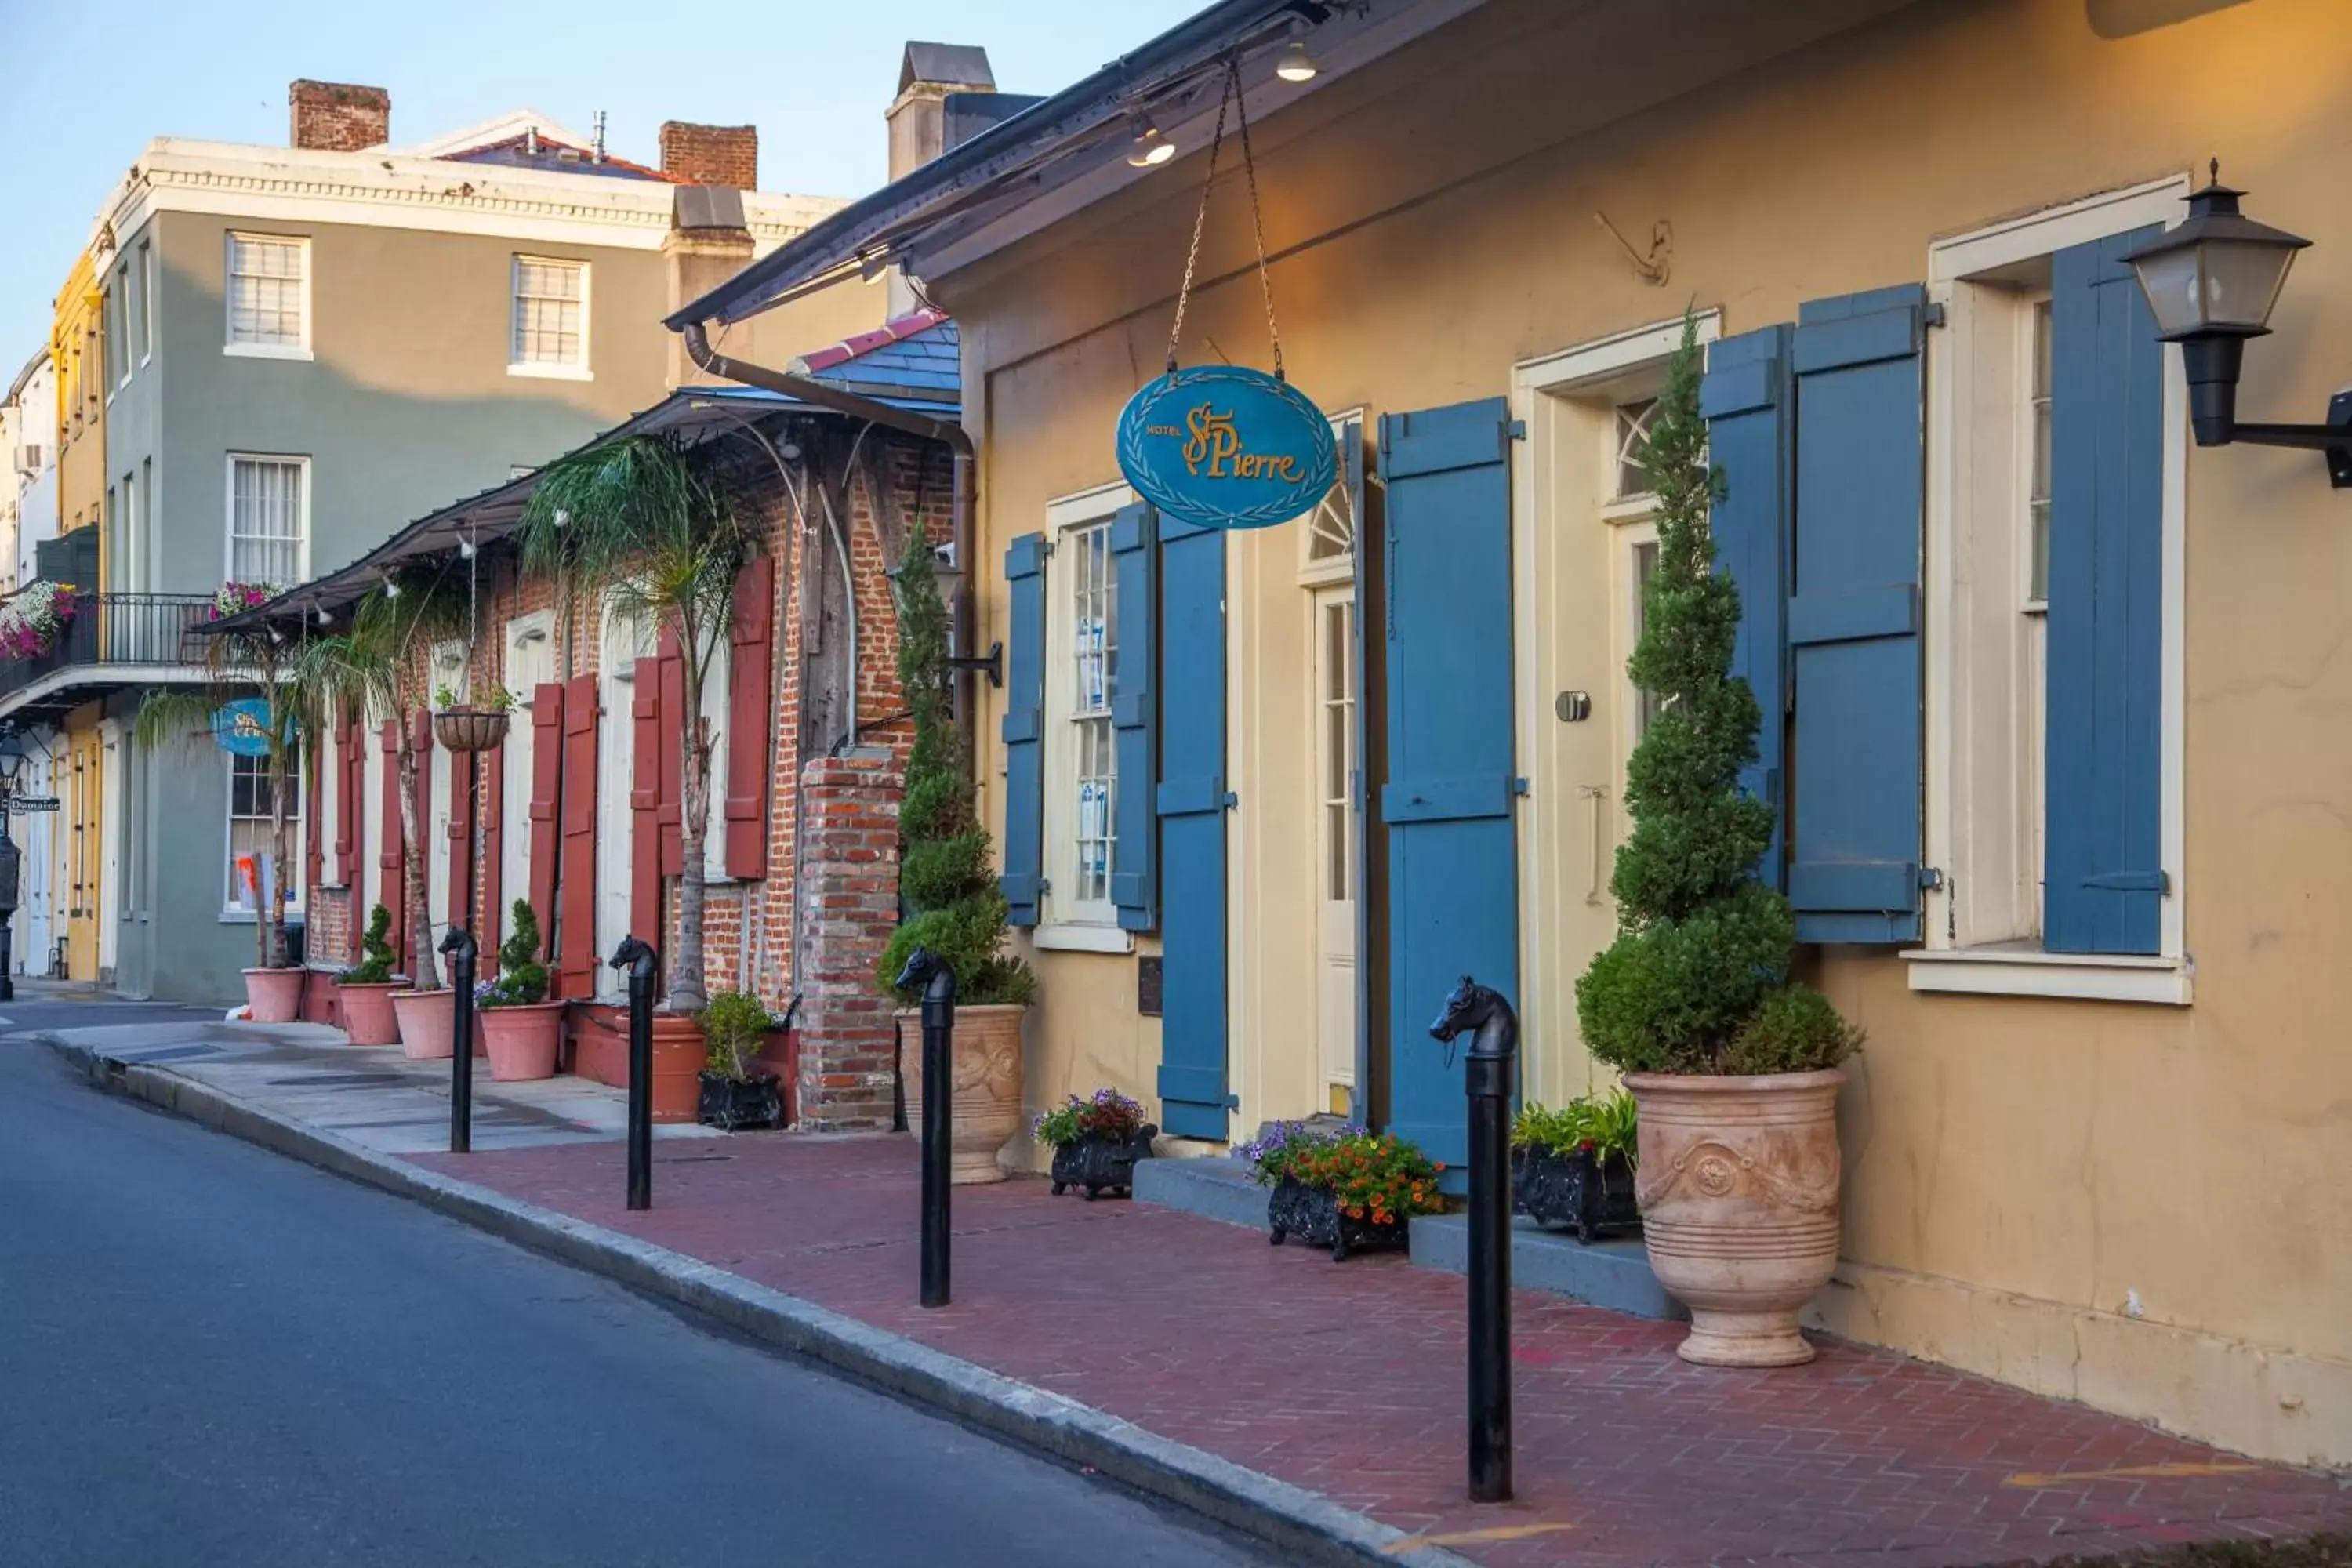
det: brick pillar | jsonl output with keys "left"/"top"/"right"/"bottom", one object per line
{"left": 793, "top": 750, "right": 902, "bottom": 1131}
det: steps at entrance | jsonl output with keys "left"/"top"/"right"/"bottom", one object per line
{"left": 1132, "top": 1155, "right": 1269, "bottom": 1230}
{"left": 1408, "top": 1214, "right": 1687, "bottom": 1321}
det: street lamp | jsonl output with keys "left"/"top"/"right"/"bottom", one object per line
{"left": 891, "top": 544, "right": 1003, "bottom": 688}
{"left": 0, "top": 731, "right": 24, "bottom": 787}
{"left": 2119, "top": 165, "right": 2350, "bottom": 485}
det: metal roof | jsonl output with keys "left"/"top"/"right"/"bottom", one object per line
{"left": 793, "top": 310, "right": 960, "bottom": 405}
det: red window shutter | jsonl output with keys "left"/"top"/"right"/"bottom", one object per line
{"left": 379, "top": 720, "right": 405, "bottom": 965}
{"left": 631, "top": 658, "right": 663, "bottom": 949}
{"left": 725, "top": 556, "right": 774, "bottom": 879}
{"left": 305, "top": 723, "right": 325, "bottom": 907}
{"left": 656, "top": 625, "right": 684, "bottom": 877}
{"left": 408, "top": 709, "right": 434, "bottom": 956}
{"left": 557, "top": 673, "right": 599, "bottom": 1000}
{"left": 447, "top": 746, "right": 475, "bottom": 941}
{"left": 527, "top": 682, "right": 565, "bottom": 971}
{"left": 329, "top": 706, "right": 354, "bottom": 886}
{"left": 480, "top": 742, "right": 504, "bottom": 963}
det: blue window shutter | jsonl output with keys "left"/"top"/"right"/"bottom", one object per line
{"left": 1377, "top": 397, "right": 1518, "bottom": 1180}
{"left": 1000, "top": 532, "right": 1047, "bottom": 927}
{"left": 1789, "top": 285, "right": 1929, "bottom": 942}
{"left": 1701, "top": 324, "right": 1795, "bottom": 891}
{"left": 2045, "top": 228, "right": 2166, "bottom": 956}
{"left": 1155, "top": 512, "right": 1229, "bottom": 1139}
{"left": 1109, "top": 502, "right": 1158, "bottom": 930}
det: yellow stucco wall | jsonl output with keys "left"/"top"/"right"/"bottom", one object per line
{"left": 50, "top": 249, "right": 107, "bottom": 559}
{"left": 935, "top": 0, "right": 2352, "bottom": 1465}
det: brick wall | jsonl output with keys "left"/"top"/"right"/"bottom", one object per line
{"left": 290, "top": 80, "right": 390, "bottom": 152}
{"left": 790, "top": 752, "right": 904, "bottom": 1131}
{"left": 659, "top": 122, "right": 758, "bottom": 189}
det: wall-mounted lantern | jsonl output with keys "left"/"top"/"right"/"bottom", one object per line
{"left": 2121, "top": 165, "right": 2350, "bottom": 486}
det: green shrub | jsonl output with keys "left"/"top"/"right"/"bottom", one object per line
{"left": 342, "top": 904, "right": 397, "bottom": 985}
{"left": 1573, "top": 315, "right": 1857, "bottom": 1077}
{"left": 702, "top": 989, "right": 772, "bottom": 1081}
{"left": 877, "top": 542, "right": 1036, "bottom": 1007}
{"left": 1513, "top": 1090, "right": 1639, "bottom": 1166}
{"left": 480, "top": 899, "right": 549, "bottom": 1009}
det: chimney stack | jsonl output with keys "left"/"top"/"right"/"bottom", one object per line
{"left": 289, "top": 80, "right": 390, "bottom": 152}
{"left": 659, "top": 122, "right": 759, "bottom": 189}
{"left": 885, "top": 43, "right": 996, "bottom": 314}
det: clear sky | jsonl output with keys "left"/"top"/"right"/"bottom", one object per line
{"left": 0, "top": 0, "right": 1208, "bottom": 365}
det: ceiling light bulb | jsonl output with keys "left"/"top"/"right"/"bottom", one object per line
{"left": 553, "top": 507, "right": 570, "bottom": 529}
{"left": 459, "top": 537, "right": 476, "bottom": 559}
{"left": 1276, "top": 36, "right": 1319, "bottom": 82}
{"left": 315, "top": 607, "right": 331, "bottom": 626}
{"left": 383, "top": 579, "right": 401, "bottom": 599}
{"left": 1127, "top": 118, "right": 1175, "bottom": 168}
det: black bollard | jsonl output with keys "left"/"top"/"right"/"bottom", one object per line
{"left": 892, "top": 946, "right": 956, "bottom": 1308}
{"left": 610, "top": 935, "right": 659, "bottom": 1210}
{"left": 441, "top": 928, "right": 479, "bottom": 1155}
{"left": 1430, "top": 974, "right": 1518, "bottom": 1504}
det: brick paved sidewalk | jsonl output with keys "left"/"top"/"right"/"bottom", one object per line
{"left": 405, "top": 1134, "right": 2349, "bottom": 1566}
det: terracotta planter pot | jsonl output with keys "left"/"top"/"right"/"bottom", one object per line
{"left": 336, "top": 982, "right": 405, "bottom": 1047}
{"left": 572, "top": 1007, "right": 628, "bottom": 1086}
{"left": 1624, "top": 1069, "right": 1846, "bottom": 1368}
{"left": 242, "top": 967, "right": 305, "bottom": 1024}
{"left": 648, "top": 1012, "right": 704, "bottom": 1124}
{"left": 390, "top": 989, "right": 474, "bottom": 1060}
{"left": 479, "top": 1001, "right": 564, "bottom": 1081}
{"left": 898, "top": 1003, "right": 1027, "bottom": 1185}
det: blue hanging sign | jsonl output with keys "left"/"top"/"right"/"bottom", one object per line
{"left": 1116, "top": 365, "right": 1336, "bottom": 531}
{"left": 212, "top": 697, "right": 278, "bottom": 757}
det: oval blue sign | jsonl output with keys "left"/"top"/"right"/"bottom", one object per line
{"left": 213, "top": 697, "right": 278, "bottom": 757}
{"left": 1116, "top": 365, "right": 1336, "bottom": 531}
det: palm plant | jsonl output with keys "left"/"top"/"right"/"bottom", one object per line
{"left": 293, "top": 566, "right": 465, "bottom": 989}
{"left": 514, "top": 434, "right": 754, "bottom": 1013}
{"left": 134, "top": 623, "right": 328, "bottom": 974}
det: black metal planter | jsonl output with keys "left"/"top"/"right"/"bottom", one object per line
{"left": 1047, "top": 1127, "right": 1159, "bottom": 1200}
{"left": 1511, "top": 1146, "right": 1641, "bottom": 1243}
{"left": 696, "top": 1071, "right": 784, "bottom": 1131}
{"left": 1266, "top": 1176, "right": 1410, "bottom": 1262}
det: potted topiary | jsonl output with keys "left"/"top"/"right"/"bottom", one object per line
{"left": 698, "top": 989, "right": 784, "bottom": 1131}
{"left": 1574, "top": 317, "right": 1861, "bottom": 1368}
{"left": 476, "top": 898, "right": 561, "bottom": 1080}
{"left": 1036, "top": 1090, "right": 1158, "bottom": 1200}
{"left": 334, "top": 903, "right": 405, "bottom": 1047}
{"left": 878, "top": 540, "right": 1034, "bottom": 1185}
{"left": 1512, "top": 1090, "right": 1641, "bottom": 1243}
{"left": 1243, "top": 1122, "right": 1446, "bottom": 1262}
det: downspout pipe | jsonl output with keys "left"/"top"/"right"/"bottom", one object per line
{"left": 681, "top": 323, "right": 980, "bottom": 768}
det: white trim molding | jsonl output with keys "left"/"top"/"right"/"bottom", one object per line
{"left": 1903, "top": 946, "right": 2193, "bottom": 1006}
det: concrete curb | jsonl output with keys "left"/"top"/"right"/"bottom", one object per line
{"left": 41, "top": 1034, "right": 1475, "bottom": 1568}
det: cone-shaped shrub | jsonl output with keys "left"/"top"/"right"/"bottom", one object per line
{"left": 877, "top": 542, "right": 1036, "bottom": 1007}
{"left": 1573, "top": 315, "right": 1859, "bottom": 1077}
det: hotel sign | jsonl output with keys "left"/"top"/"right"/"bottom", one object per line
{"left": 1116, "top": 365, "right": 1336, "bottom": 531}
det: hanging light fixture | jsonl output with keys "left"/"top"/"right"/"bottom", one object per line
{"left": 1127, "top": 115, "right": 1176, "bottom": 168}
{"left": 1276, "top": 18, "right": 1319, "bottom": 83}
{"left": 2119, "top": 163, "right": 2349, "bottom": 485}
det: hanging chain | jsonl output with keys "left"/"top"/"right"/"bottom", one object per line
{"left": 1160, "top": 55, "right": 1288, "bottom": 382}
{"left": 1164, "top": 64, "right": 1236, "bottom": 375}
{"left": 464, "top": 528, "right": 479, "bottom": 699}
{"left": 1230, "top": 56, "right": 1284, "bottom": 383}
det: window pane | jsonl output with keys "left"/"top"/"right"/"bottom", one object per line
{"left": 1615, "top": 399, "right": 1658, "bottom": 499}
{"left": 1063, "top": 519, "right": 1119, "bottom": 906}
{"left": 2027, "top": 299, "right": 2053, "bottom": 605}
{"left": 1633, "top": 539, "right": 1663, "bottom": 739}
{"left": 512, "top": 259, "right": 586, "bottom": 367}
{"left": 228, "top": 237, "right": 304, "bottom": 347}
{"left": 230, "top": 459, "right": 303, "bottom": 586}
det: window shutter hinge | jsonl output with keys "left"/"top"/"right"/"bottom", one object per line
{"left": 1038, "top": 877, "right": 1052, "bottom": 893}
{"left": 1919, "top": 866, "right": 1944, "bottom": 890}
{"left": 1507, "top": 419, "right": 1527, "bottom": 441}
{"left": 1921, "top": 303, "right": 1947, "bottom": 330}
{"left": 1510, "top": 776, "right": 1530, "bottom": 797}
{"left": 1222, "top": 791, "right": 1240, "bottom": 810}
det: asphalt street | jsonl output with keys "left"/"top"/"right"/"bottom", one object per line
{"left": 0, "top": 1008, "right": 1279, "bottom": 1567}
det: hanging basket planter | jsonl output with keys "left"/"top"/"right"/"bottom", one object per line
{"left": 433, "top": 709, "right": 510, "bottom": 753}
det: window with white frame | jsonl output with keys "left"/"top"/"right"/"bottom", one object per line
{"left": 1917, "top": 177, "right": 2187, "bottom": 1002}
{"left": 699, "top": 635, "right": 731, "bottom": 882}
{"left": 110, "top": 266, "right": 130, "bottom": 390}
{"left": 227, "top": 456, "right": 306, "bottom": 588}
{"left": 1040, "top": 498, "right": 1121, "bottom": 931}
{"left": 139, "top": 240, "right": 154, "bottom": 363}
{"left": 1613, "top": 397, "right": 1660, "bottom": 502}
{"left": 226, "top": 742, "right": 303, "bottom": 913}
{"left": 226, "top": 234, "right": 308, "bottom": 352}
{"left": 510, "top": 256, "right": 588, "bottom": 374}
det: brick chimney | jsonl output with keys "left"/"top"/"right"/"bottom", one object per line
{"left": 289, "top": 80, "right": 390, "bottom": 152}
{"left": 884, "top": 43, "right": 995, "bottom": 315}
{"left": 665, "top": 184, "right": 754, "bottom": 389}
{"left": 659, "top": 122, "right": 758, "bottom": 189}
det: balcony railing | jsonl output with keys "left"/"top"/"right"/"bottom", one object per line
{"left": 0, "top": 593, "right": 218, "bottom": 706}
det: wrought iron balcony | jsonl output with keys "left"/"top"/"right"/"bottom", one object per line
{"left": 0, "top": 592, "right": 219, "bottom": 711}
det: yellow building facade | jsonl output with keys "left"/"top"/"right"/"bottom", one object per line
{"left": 48, "top": 246, "right": 111, "bottom": 980}
{"left": 683, "top": 0, "right": 2350, "bottom": 1468}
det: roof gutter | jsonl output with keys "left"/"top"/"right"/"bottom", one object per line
{"left": 679, "top": 321, "right": 982, "bottom": 762}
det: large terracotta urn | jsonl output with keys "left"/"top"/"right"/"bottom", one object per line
{"left": 479, "top": 1001, "right": 564, "bottom": 1081}
{"left": 647, "top": 1012, "right": 705, "bottom": 1125}
{"left": 390, "top": 989, "right": 476, "bottom": 1060}
{"left": 335, "top": 982, "right": 405, "bottom": 1047}
{"left": 241, "top": 967, "right": 305, "bottom": 1024}
{"left": 899, "top": 1004, "right": 1027, "bottom": 1185}
{"left": 1624, "top": 1069, "right": 1846, "bottom": 1367}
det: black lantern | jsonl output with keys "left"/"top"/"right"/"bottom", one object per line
{"left": 0, "top": 731, "right": 24, "bottom": 786}
{"left": 2120, "top": 165, "right": 2350, "bottom": 485}
{"left": 889, "top": 543, "right": 1003, "bottom": 688}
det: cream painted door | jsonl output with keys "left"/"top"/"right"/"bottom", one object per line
{"left": 64, "top": 728, "right": 103, "bottom": 981}
{"left": 1312, "top": 586, "right": 1359, "bottom": 1112}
